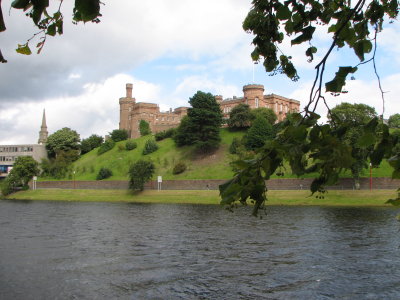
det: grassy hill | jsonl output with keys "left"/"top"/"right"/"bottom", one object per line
{"left": 68, "top": 128, "right": 244, "bottom": 181}
{"left": 56, "top": 128, "right": 393, "bottom": 181}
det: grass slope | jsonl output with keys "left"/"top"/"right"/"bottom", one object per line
{"left": 49, "top": 128, "right": 393, "bottom": 181}
{"left": 67, "top": 129, "right": 244, "bottom": 181}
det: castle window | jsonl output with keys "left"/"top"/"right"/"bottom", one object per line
{"left": 129, "top": 107, "right": 132, "bottom": 112}
{"left": 255, "top": 97, "right": 259, "bottom": 108}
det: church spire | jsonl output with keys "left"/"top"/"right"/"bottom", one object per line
{"left": 38, "top": 109, "right": 48, "bottom": 144}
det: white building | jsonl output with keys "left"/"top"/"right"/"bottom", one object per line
{"left": 0, "top": 110, "right": 48, "bottom": 177}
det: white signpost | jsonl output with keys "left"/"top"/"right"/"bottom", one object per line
{"left": 157, "top": 176, "right": 162, "bottom": 191}
{"left": 32, "top": 176, "right": 37, "bottom": 190}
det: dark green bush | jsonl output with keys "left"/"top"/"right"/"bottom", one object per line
{"left": 229, "top": 137, "right": 241, "bottom": 154}
{"left": 98, "top": 139, "right": 115, "bottom": 155}
{"left": 96, "top": 167, "right": 113, "bottom": 180}
{"left": 128, "top": 160, "right": 155, "bottom": 191}
{"left": 172, "top": 162, "right": 187, "bottom": 175}
{"left": 109, "top": 129, "right": 129, "bottom": 142}
{"left": 125, "top": 140, "right": 137, "bottom": 150}
{"left": 155, "top": 131, "right": 167, "bottom": 141}
{"left": 142, "top": 139, "right": 159, "bottom": 155}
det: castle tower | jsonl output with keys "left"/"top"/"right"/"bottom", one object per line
{"left": 38, "top": 109, "right": 48, "bottom": 144}
{"left": 243, "top": 84, "right": 264, "bottom": 108}
{"left": 119, "top": 83, "right": 136, "bottom": 136}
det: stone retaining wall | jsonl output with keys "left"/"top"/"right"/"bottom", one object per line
{"left": 32, "top": 178, "right": 400, "bottom": 190}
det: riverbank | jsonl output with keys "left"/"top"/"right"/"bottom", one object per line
{"left": 3, "top": 189, "right": 397, "bottom": 206}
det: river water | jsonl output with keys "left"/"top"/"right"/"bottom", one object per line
{"left": 0, "top": 201, "right": 399, "bottom": 299}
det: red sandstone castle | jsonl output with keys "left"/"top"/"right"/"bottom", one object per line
{"left": 119, "top": 83, "right": 301, "bottom": 138}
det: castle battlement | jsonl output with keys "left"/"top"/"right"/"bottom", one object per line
{"left": 119, "top": 83, "right": 301, "bottom": 138}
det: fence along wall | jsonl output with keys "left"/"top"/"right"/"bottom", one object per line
{"left": 32, "top": 178, "right": 400, "bottom": 190}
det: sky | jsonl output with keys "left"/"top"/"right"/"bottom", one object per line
{"left": 1, "top": 0, "right": 400, "bottom": 144}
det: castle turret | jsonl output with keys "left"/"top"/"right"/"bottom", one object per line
{"left": 243, "top": 84, "right": 264, "bottom": 108}
{"left": 119, "top": 83, "right": 136, "bottom": 136}
{"left": 215, "top": 95, "right": 223, "bottom": 104}
{"left": 38, "top": 109, "right": 48, "bottom": 144}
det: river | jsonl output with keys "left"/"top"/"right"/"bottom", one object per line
{"left": 0, "top": 201, "right": 399, "bottom": 299}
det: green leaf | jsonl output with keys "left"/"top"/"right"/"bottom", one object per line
{"left": 11, "top": 0, "right": 30, "bottom": 9}
{"left": 16, "top": 43, "right": 32, "bottom": 55}
{"left": 354, "top": 40, "right": 372, "bottom": 61}
{"left": 386, "top": 198, "right": 400, "bottom": 206}
{"left": 276, "top": 5, "right": 291, "bottom": 20}
{"left": 305, "top": 46, "right": 317, "bottom": 61}
{"left": 46, "top": 23, "right": 56, "bottom": 36}
{"left": 291, "top": 26, "right": 316, "bottom": 45}
{"left": 74, "top": 0, "right": 100, "bottom": 22}
{"left": 357, "top": 132, "right": 376, "bottom": 147}
{"left": 325, "top": 66, "right": 357, "bottom": 93}
{"left": 31, "top": 7, "right": 44, "bottom": 24}
{"left": 310, "top": 177, "right": 325, "bottom": 194}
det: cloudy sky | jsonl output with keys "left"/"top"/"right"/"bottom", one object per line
{"left": 1, "top": 0, "right": 399, "bottom": 144}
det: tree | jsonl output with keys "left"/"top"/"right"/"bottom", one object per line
{"left": 0, "top": 0, "right": 102, "bottom": 63}
{"left": 142, "top": 139, "right": 159, "bottom": 155}
{"left": 174, "top": 116, "right": 194, "bottom": 147}
{"left": 9, "top": 156, "right": 39, "bottom": 186}
{"left": 250, "top": 107, "right": 277, "bottom": 125}
{"left": 2, "top": 156, "right": 39, "bottom": 194}
{"left": 220, "top": 0, "right": 400, "bottom": 215}
{"left": 329, "top": 103, "right": 377, "bottom": 126}
{"left": 139, "top": 120, "right": 151, "bottom": 136}
{"left": 46, "top": 127, "right": 80, "bottom": 159}
{"left": 80, "top": 134, "right": 104, "bottom": 155}
{"left": 227, "top": 104, "right": 252, "bottom": 130}
{"left": 128, "top": 160, "right": 155, "bottom": 191}
{"left": 330, "top": 103, "right": 377, "bottom": 188}
{"left": 388, "top": 114, "right": 400, "bottom": 129}
{"left": 245, "top": 116, "right": 275, "bottom": 150}
{"left": 175, "top": 91, "right": 223, "bottom": 152}
{"left": 109, "top": 129, "right": 128, "bottom": 142}
{"left": 40, "top": 150, "right": 79, "bottom": 179}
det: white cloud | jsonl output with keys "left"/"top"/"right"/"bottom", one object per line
{"left": 0, "top": 74, "right": 162, "bottom": 144}
{"left": 174, "top": 75, "right": 242, "bottom": 99}
{"left": 289, "top": 73, "right": 400, "bottom": 123}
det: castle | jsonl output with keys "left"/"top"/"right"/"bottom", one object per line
{"left": 119, "top": 83, "right": 301, "bottom": 138}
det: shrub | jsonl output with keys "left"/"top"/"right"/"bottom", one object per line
{"left": 229, "top": 137, "right": 241, "bottom": 154}
{"left": 98, "top": 139, "right": 115, "bottom": 155}
{"left": 125, "top": 139, "right": 137, "bottom": 150}
{"left": 109, "top": 129, "right": 129, "bottom": 142}
{"left": 96, "top": 167, "right": 113, "bottom": 180}
{"left": 118, "top": 143, "right": 125, "bottom": 151}
{"left": 139, "top": 120, "right": 151, "bottom": 136}
{"left": 142, "top": 139, "right": 159, "bottom": 155}
{"left": 155, "top": 131, "right": 166, "bottom": 141}
{"left": 128, "top": 160, "right": 155, "bottom": 191}
{"left": 155, "top": 128, "right": 176, "bottom": 141}
{"left": 245, "top": 116, "right": 275, "bottom": 150}
{"left": 172, "top": 162, "right": 187, "bottom": 175}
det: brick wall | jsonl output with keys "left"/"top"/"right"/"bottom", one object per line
{"left": 32, "top": 178, "right": 400, "bottom": 190}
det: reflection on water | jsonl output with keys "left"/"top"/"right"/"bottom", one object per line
{"left": 0, "top": 201, "right": 399, "bottom": 299}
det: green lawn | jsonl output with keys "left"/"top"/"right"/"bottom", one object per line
{"left": 5, "top": 189, "right": 397, "bottom": 207}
